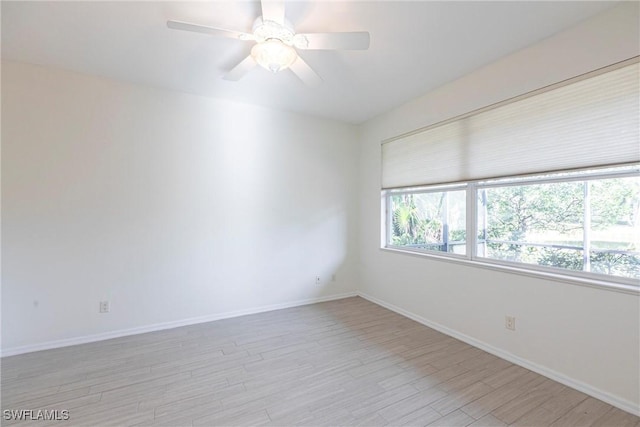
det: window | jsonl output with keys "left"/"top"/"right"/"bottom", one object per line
{"left": 387, "top": 186, "right": 466, "bottom": 255}
{"left": 381, "top": 59, "right": 639, "bottom": 288}
{"left": 383, "top": 166, "right": 639, "bottom": 285}
{"left": 477, "top": 167, "right": 639, "bottom": 281}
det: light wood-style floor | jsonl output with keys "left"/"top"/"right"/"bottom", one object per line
{"left": 2, "top": 297, "right": 638, "bottom": 427}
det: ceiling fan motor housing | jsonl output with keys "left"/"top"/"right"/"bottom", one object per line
{"left": 252, "top": 17, "right": 295, "bottom": 45}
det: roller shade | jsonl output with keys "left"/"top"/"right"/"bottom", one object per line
{"left": 382, "top": 60, "right": 640, "bottom": 189}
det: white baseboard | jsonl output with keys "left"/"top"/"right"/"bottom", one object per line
{"left": 357, "top": 292, "right": 640, "bottom": 417}
{"left": 1, "top": 292, "right": 357, "bottom": 358}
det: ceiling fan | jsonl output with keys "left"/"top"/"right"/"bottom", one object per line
{"left": 167, "top": 0, "right": 370, "bottom": 86}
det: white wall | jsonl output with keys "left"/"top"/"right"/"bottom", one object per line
{"left": 1, "top": 61, "right": 359, "bottom": 353}
{"left": 357, "top": 3, "right": 640, "bottom": 413}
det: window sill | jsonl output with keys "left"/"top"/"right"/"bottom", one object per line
{"left": 380, "top": 246, "right": 640, "bottom": 296}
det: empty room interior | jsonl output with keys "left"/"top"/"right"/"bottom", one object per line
{"left": 1, "top": 1, "right": 639, "bottom": 426}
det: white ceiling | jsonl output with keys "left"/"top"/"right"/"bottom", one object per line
{"left": 1, "top": 1, "right": 618, "bottom": 124}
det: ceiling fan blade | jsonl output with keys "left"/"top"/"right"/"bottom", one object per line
{"left": 289, "top": 56, "right": 322, "bottom": 87}
{"left": 261, "top": 0, "right": 285, "bottom": 25}
{"left": 294, "top": 32, "right": 370, "bottom": 50}
{"left": 167, "top": 20, "right": 254, "bottom": 41}
{"left": 223, "top": 55, "right": 257, "bottom": 81}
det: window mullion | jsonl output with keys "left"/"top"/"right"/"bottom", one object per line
{"left": 442, "top": 192, "right": 449, "bottom": 252}
{"left": 583, "top": 181, "right": 591, "bottom": 272}
{"left": 385, "top": 193, "right": 392, "bottom": 247}
{"left": 467, "top": 183, "right": 476, "bottom": 260}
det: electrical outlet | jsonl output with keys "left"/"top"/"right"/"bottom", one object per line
{"left": 315, "top": 276, "right": 321, "bottom": 285}
{"left": 505, "top": 316, "right": 516, "bottom": 331}
{"left": 99, "top": 301, "right": 110, "bottom": 313}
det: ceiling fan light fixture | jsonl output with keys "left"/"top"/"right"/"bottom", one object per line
{"left": 251, "top": 39, "right": 297, "bottom": 73}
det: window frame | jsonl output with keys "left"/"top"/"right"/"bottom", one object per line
{"left": 382, "top": 165, "right": 640, "bottom": 291}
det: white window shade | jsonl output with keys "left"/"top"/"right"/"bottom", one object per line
{"left": 382, "top": 60, "right": 640, "bottom": 189}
